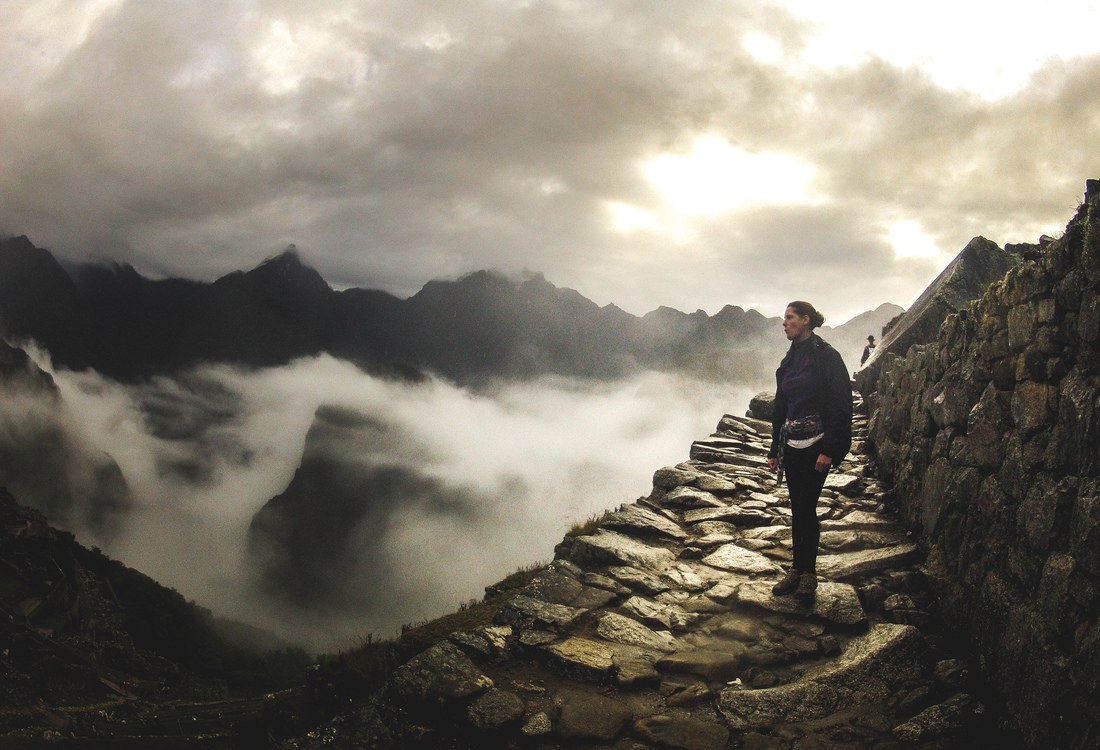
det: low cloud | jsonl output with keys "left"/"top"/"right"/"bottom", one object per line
{"left": 0, "top": 359, "right": 130, "bottom": 537}
{"left": 36, "top": 355, "right": 753, "bottom": 652}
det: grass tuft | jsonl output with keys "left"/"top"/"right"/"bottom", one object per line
{"left": 565, "top": 509, "right": 613, "bottom": 538}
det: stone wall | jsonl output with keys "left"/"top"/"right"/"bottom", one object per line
{"left": 864, "top": 180, "right": 1100, "bottom": 749}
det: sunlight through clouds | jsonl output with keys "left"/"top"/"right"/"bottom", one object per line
{"left": 643, "top": 135, "right": 816, "bottom": 217}
{"left": 606, "top": 134, "right": 816, "bottom": 243}
{"left": 742, "top": 30, "right": 783, "bottom": 65}
{"left": 421, "top": 28, "right": 456, "bottom": 51}
{"left": 777, "top": 0, "right": 1100, "bottom": 100}
{"left": 250, "top": 15, "right": 367, "bottom": 95}
{"left": 252, "top": 20, "right": 304, "bottom": 95}
{"left": 887, "top": 219, "right": 942, "bottom": 258}
{"left": 608, "top": 202, "right": 661, "bottom": 233}
{"left": 605, "top": 201, "right": 696, "bottom": 244}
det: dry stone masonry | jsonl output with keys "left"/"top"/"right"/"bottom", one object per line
{"left": 863, "top": 179, "right": 1100, "bottom": 749}
{"left": 323, "top": 398, "right": 1008, "bottom": 749}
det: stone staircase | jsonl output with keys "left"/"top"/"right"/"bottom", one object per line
{"left": 335, "top": 400, "right": 1006, "bottom": 749}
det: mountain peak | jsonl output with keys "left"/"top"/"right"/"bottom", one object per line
{"left": 262, "top": 244, "right": 302, "bottom": 266}
{"left": 237, "top": 246, "right": 331, "bottom": 297}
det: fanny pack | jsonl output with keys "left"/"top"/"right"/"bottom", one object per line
{"left": 783, "top": 414, "right": 824, "bottom": 443}
{"left": 776, "top": 413, "right": 824, "bottom": 484}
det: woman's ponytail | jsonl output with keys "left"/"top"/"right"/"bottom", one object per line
{"left": 787, "top": 300, "right": 825, "bottom": 329}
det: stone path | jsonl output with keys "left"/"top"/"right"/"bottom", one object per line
{"left": 378, "top": 399, "right": 996, "bottom": 749}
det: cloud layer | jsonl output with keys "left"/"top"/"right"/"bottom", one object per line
{"left": 3, "top": 1, "right": 1099, "bottom": 321}
{"left": 41, "top": 356, "right": 751, "bottom": 652}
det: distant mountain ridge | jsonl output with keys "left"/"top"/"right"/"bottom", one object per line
{"left": 0, "top": 235, "right": 898, "bottom": 385}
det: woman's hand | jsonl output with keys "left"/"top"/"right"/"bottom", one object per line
{"left": 815, "top": 454, "right": 832, "bottom": 472}
{"left": 767, "top": 457, "right": 778, "bottom": 472}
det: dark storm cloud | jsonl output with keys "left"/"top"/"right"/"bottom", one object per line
{"left": 1, "top": 1, "right": 1099, "bottom": 318}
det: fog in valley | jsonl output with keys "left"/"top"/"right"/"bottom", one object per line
{"left": 18, "top": 354, "right": 756, "bottom": 653}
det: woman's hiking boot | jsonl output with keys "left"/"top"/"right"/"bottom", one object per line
{"left": 795, "top": 573, "right": 818, "bottom": 599}
{"left": 771, "top": 568, "right": 801, "bottom": 595}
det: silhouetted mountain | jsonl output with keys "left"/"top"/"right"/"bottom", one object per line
{"left": 0, "top": 235, "right": 94, "bottom": 368}
{"left": 0, "top": 338, "right": 131, "bottom": 535}
{"left": 248, "top": 405, "right": 484, "bottom": 612}
{"left": 1, "top": 235, "right": 897, "bottom": 386}
{"left": 63, "top": 247, "right": 336, "bottom": 374}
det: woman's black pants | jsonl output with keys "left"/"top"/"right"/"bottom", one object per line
{"left": 783, "top": 443, "right": 829, "bottom": 574}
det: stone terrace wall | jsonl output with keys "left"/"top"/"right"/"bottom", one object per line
{"left": 865, "top": 180, "right": 1100, "bottom": 749}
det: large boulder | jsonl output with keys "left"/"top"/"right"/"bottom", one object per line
{"left": 748, "top": 392, "right": 775, "bottom": 421}
{"left": 390, "top": 641, "right": 493, "bottom": 706}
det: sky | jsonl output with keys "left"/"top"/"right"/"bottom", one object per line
{"left": 3, "top": 1, "right": 1100, "bottom": 322}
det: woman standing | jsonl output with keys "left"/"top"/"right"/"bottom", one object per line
{"left": 766, "top": 301, "right": 853, "bottom": 598}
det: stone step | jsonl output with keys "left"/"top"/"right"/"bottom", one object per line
{"left": 716, "top": 624, "right": 923, "bottom": 730}
{"left": 816, "top": 543, "right": 922, "bottom": 581}
{"left": 711, "top": 579, "right": 867, "bottom": 627}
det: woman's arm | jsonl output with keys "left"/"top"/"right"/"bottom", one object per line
{"left": 769, "top": 377, "right": 788, "bottom": 459}
{"left": 819, "top": 346, "right": 853, "bottom": 463}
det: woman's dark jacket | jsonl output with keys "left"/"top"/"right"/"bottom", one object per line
{"left": 768, "top": 333, "right": 853, "bottom": 464}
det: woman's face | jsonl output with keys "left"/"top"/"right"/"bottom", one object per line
{"left": 783, "top": 306, "right": 812, "bottom": 341}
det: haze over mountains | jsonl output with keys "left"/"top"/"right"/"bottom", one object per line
{"left": 0, "top": 233, "right": 901, "bottom": 649}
